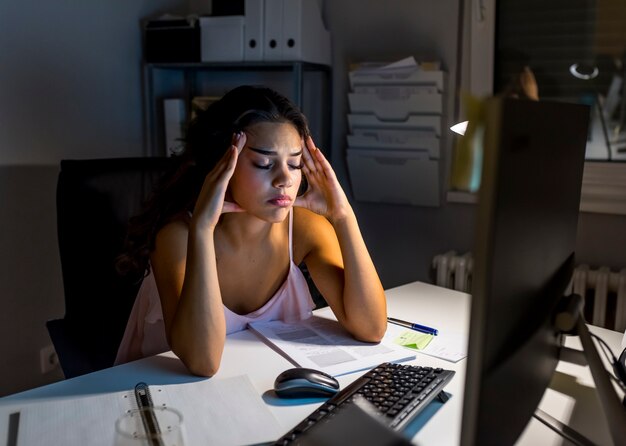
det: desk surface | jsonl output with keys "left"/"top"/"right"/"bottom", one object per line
{"left": 2, "top": 281, "right": 623, "bottom": 445}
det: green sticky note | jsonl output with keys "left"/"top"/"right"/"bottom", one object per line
{"left": 393, "top": 330, "right": 434, "bottom": 350}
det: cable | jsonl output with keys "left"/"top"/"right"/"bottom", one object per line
{"left": 609, "top": 373, "right": 626, "bottom": 392}
{"left": 590, "top": 332, "right": 618, "bottom": 362}
{"left": 589, "top": 332, "right": 626, "bottom": 390}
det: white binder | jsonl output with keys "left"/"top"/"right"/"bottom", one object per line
{"left": 282, "top": 0, "right": 331, "bottom": 65}
{"left": 244, "top": 0, "right": 264, "bottom": 61}
{"left": 199, "top": 16, "right": 244, "bottom": 62}
{"left": 263, "top": 0, "right": 283, "bottom": 61}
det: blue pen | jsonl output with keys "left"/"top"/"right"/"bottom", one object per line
{"left": 387, "top": 317, "right": 439, "bottom": 336}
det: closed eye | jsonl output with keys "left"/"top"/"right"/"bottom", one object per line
{"left": 253, "top": 163, "right": 303, "bottom": 170}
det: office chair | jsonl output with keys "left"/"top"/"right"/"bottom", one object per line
{"left": 49, "top": 157, "right": 173, "bottom": 378}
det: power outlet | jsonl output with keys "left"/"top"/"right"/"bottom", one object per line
{"left": 40, "top": 344, "right": 59, "bottom": 374}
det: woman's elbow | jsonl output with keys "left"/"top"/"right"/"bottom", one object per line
{"left": 183, "top": 356, "right": 221, "bottom": 377}
{"left": 187, "top": 361, "right": 219, "bottom": 378}
{"left": 353, "top": 321, "right": 386, "bottom": 343}
{"left": 172, "top": 342, "right": 222, "bottom": 377}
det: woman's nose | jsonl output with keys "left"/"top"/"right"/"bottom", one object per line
{"left": 272, "top": 165, "right": 293, "bottom": 188}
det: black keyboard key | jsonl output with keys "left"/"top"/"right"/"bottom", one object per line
{"left": 308, "top": 411, "right": 325, "bottom": 422}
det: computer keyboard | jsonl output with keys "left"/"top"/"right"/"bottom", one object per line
{"left": 274, "top": 362, "right": 455, "bottom": 445}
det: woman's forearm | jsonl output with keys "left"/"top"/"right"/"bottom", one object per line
{"left": 169, "top": 225, "right": 226, "bottom": 376}
{"left": 331, "top": 209, "right": 387, "bottom": 342}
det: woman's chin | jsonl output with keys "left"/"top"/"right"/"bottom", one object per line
{"left": 260, "top": 205, "right": 291, "bottom": 223}
{"left": 236, "top": 202, "right": 292, "bottom": 223}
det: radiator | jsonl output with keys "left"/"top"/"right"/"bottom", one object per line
{"left": 431, "top": 252, "right": 626, "bottom": 332}
{"left": 431, "top": 251, "right": 473, "bottom": 293}
{"left": 572, "top": 265, "right": 626, "bottom": 332}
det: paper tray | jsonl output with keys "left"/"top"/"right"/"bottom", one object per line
{"left": 349, "top": 91, "right": 443, "bottom": 119}
{"left": 348, "top": 114, "right": 441, "bottom": 138}
{"left": 349, "top": 69, "right": 446, "bottom": 92}
{"left": 346, "top": 149, "right": 440, "bottom": 207}
{"left": 347, "top": 130, "right": 440, "bottom": 159}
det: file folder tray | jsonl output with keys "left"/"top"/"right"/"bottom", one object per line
{"left": 349, "top": 91, "right": 442, "bottom": 119}
{"left": 352, "top": 84, "right": 439, "bottom": 96}
{"left": 347, "top": 149, "right": 440, "bottom": 207}
{"left": 349, "top": 69, "right": 446, "bottom": 92}
{"left": 348, "top": 114, "right": 441, "bottom": 138}
{"left": 347, "top": 130, "right": 440, "bottom": 159}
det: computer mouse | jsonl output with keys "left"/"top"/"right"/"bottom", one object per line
{"left": 274, "top": 367, "right": 340, "bottom": 398}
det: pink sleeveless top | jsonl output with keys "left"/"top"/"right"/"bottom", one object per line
{"left": 114, "top": 210, "right": 315, "bottom": 365}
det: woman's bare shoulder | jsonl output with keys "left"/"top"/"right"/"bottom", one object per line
{"left": 292, "top": 207, "right": 336, "bottom": 259}
{"left": 293, "top": 207, "right": 332, "bottom": 232}
{"left": 154, "top": 219, "right": 189, "bottom": 253}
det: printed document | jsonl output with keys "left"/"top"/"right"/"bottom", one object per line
{"left": 248, "top": 308, "right": 415, "bottom": 376}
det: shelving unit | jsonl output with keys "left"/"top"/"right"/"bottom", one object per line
{"left": 142, "top": 61, "right": 332, "bottom": 157}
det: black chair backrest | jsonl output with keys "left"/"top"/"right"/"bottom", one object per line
{"left": 55, "top": 157, "right": 173, "bottom": 375}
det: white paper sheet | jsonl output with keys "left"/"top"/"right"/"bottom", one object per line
{"left": 156, "top": 375, "right": 282, "bottom": 445}
{"left": 249, "top": 311, "right": 416, "bottom": 377}
{"left": 0, "top": 375, "right": 281, "bottom": 446}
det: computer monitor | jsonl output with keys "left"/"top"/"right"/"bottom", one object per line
{"left": 460, "top": 98, "right": 590, "bottom": 445}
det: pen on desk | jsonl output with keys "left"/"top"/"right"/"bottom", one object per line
{"left": 387, "top": 317, "right": 439, "bottom": 336}
{"left": 134, "top": 382, "right": 164, "bottom": 446}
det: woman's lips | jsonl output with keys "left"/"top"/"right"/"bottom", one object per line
{"left": 268, "top": 195, "right": 292, "bottom": 207}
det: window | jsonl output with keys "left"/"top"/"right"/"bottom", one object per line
{"left": 456, "top": 0, "right": 626, "bottom": 214}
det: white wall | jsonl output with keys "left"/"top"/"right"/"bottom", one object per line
{"left": 0, "top": 0, "right": 187, "bottom": 396}
{"left": 0, "top": 1, "right": 188, "bottom": 164}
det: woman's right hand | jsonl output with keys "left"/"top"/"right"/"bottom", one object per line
{"left": 192, "top": 132, "right": 246, "bottom": 230}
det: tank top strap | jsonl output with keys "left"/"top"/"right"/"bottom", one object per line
{"left": 288, "top": 208, "right": 294, "bottom": 263}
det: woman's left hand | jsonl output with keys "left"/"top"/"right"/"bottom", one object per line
{"left": 294, "top": 136, "right": 352, "bottom": 223}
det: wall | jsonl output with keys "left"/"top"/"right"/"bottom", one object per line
{"left": 0, "top": 0, "right": 187, "bottom": 396}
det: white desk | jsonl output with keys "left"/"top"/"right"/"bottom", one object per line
{"left": 1, "top": 281, "right": 623, "bottom": 445}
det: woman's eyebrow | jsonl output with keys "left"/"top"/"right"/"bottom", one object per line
{"left": 247, "top": 146, "right": 303, "bottom": 156}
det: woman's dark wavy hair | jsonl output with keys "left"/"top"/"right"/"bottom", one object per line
{"left": 116, "top": 85, "right": 310, "bottom": 281}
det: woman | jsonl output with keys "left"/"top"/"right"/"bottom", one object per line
{"left": 115, "top": 85, "right": 387, "bottom": 376}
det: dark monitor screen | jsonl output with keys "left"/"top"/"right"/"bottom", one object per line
{"left": 460, "top": 98, "right": 590, "bottom": 445}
